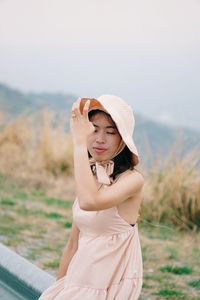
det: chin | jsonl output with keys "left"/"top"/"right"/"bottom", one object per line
{"left": 90, "top": 153, "right": 107, "bottom": 161}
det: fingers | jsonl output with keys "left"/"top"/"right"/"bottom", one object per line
{"left": 71, "top": 98, "right": 81, "bottom": 118}
{"left": 82, "top": 100, "right": 90, "bottom": 119}
{"left": 71, "top": 98, "right": 90, "bottom": 120}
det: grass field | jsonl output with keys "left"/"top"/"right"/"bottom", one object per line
{"left": 0, "top": 174, "right": 200, "bottom": 300}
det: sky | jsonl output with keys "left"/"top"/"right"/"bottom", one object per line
{"left": 0, "top": 0, "right": 200, "bottom": 130}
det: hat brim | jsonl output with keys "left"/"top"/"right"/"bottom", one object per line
{"left": 80, "top": 98, "right": 106, "bottom": 114}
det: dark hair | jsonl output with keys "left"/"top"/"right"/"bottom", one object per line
{"left": 112, "top": 146, "right": 137, "bottom": 180}
{"left": 88, "top": 109, "right": 137, "bottom": 181}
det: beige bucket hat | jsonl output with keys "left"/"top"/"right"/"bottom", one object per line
{"left": 80, "top": 95, "right": 139, "bottom": 165}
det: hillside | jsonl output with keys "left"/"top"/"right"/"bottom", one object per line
{"left": 0, "top": 82, "right": 199, "bottom": 168}
{"left": 0, "top": 83, "right": 76, "bottom": 117}
{"left": 135, "top": 114, "right": 200, "bottom": 167}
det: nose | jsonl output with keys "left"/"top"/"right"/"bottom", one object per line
{"left": 95, "top": 131, "right": 106, "bottom": 144}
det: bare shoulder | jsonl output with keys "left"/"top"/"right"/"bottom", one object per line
{"left": 116, "top": 168, "right": 145, "bottom": 191}
{"left": 81, "top": 168, "right": 144, "bottom": 211}
{"left": 128, "top": 168, "right": 145, "bottom": 181}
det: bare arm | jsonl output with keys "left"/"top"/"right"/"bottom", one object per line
{"left": 57, "top": 223, "right": 80, "bottom": 280}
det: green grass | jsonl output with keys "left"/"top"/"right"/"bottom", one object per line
{"left": 45, "top": 212, "right": 63, "bottom": 219}
{"left": 17, "top": 206, "right": 47, "bottom": 217}
{"left": 14, "top": 191, "right": 29, "bottom": 200}
{"left": 44, "top": 259, "right": 60, "bottom": 269}
{"left": 155, "top": 289, "right": 186, "bottom": 298}
{"left": 43, "top": 197, "right": 72, "bottom": 208}
{"left": 63, "top": 221, "right": 72, "bottom": 228}
{"left": 144, "top": 273, "right": 170, "bottom": 284}
{"left": 0, "top": 215, "right": 32, "bottom": 236}
{"left": 141, "top": 245, "right": 153, "bottom": 262}
{"left": 187, "top": 279, "right": 200, "bottom": 290}
{"left": 26, "top": 251, "right": 38, "bottom": 261}
{"left": 142, "top": 282, "right": 154, "bottom": 289}
{"left": 192, "top": 247, "right": 200, "bottom": 259}
{"left": 0, "top": 197, "right": 16, "bottom": 206}
{"left": 165, "top": 246, "right": 179, "bottom": 260}
{"left": 0, "top": 224, "right": 20, "bottom": 236}
{"left": 40, "top": 244, "right": 56, "bottom": 252}
{"left": 0, "top": 173, "right": 200, "bottom": 300}
{"left": 160, "top": 265, "right": 193, "bottom": 275}
{"left": 31, "top": 190, "right": 46, "bottom": 197}
{"left": 143, "top": 274, "right": 155, "bottom": 281}
{"left": 4, "top": 237, "right": 24, "bottom": 247}
{"left": 140, "top": 221, "right": 176, "bottom": 240}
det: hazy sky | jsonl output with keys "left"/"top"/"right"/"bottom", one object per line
{"left": 0, "top": 0, "right": 200, "bottom": 130}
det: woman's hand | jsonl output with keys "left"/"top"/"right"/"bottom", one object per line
{"left": 70, "top": 98, "right": 95, "bottom": 145}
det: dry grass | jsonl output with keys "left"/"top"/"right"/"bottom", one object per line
{"left": 141, "top": 147, "right": 200, "bottom": 230}
{"left": 0, "top": 111, "right": 74, "bottom": 195}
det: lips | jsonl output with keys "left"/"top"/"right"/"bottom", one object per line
{"left": 93, "top": 147, "right": 107, "bottom": 154}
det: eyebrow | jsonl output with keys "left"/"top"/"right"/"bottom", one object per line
{"left": 93, "top": 124, "right": 117, "bottom": 129}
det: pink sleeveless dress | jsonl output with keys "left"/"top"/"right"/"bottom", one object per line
{"left": 38, "top": 198, "right": 143, "bottom": 300}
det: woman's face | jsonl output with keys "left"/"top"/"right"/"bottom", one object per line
{"left": 87, "top": 112, "right": 122, "bottom": 162}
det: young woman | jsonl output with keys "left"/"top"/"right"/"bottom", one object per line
{"left": 38, "top": 95, "right": 144, "bottom": 300}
